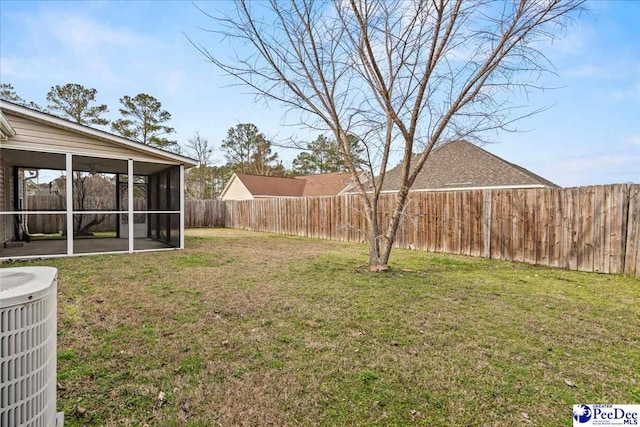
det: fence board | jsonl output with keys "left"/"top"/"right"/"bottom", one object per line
{"left": 578, "top": 186, "right": 594, "bottom": 272}
{"left": 624, "top": 185, "right": 640, "bottom": 277}
{"left": 513, "top": 189, "right": 524, "bottom": 263}
{"left": 593, "top": 186, "right": 603, "bottom": 272}
{"left": 502, "top": 190, "right": 513, "bottom": 261}
{"left": 535, "top": 189, "right": 546, "bottom": 265}
{"left": 482, "top": 190, "right": 492, "bottom": 258}
{"left": 610, "top": 185, "right": 626, "bottom": 274}
{"left": 490, "top": 190, "right": 501, "bottom": 259}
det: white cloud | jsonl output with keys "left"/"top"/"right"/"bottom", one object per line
{"left": 19, "top": 10, "right": 156, "bottom": 51}
{"left": 565, "top": 64, "right": 603, "bottom": 78}
{"left": 612, "top": 81, "right": 640, "bottom": 102}
{"left": 560, "top": 154, "right": 638, "bottom": 170}
{"left": 41, "top": 12, "right": 155, "bottom": 52}
{"left": 1, "top": 9, "right": 175, "bottom": 90}
{"left": 162, "top": 69, "right": 186, "bottom": 96}
{"left": 627, "top": 134, "right": 640, "bottom": 147}
{"left": 544, "top": 153, "right": 640, "bottom": 186}
{"left": 545, "top": 27, "right": 587, "bottom": 56}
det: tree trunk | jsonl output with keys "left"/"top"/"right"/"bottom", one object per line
{"left": 76, "top": 215, "right": 108, "bottom": 237}
{"left": 377, "top": 188, "right": 412, "bottom": 268}
{"left": 364, "top": 194, "right": 390, "bottom": 271}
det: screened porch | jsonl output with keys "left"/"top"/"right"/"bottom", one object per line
{"left": 0, "top": 148, "right": 185, "bottom": 260}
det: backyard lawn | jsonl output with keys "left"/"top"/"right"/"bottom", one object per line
{"left": 4, "top": 229, "right": 639, "bottom": 426}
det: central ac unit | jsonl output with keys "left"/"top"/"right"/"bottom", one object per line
{"left": 1, "top": 267, "right": 62, "bottom": 426}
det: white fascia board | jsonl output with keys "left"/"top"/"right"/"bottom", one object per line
{"left": 337, "top": 172, "right": 369, "bottom": 196}
{"left": 341, "top": 184, "right": 550, "bottom": 196}
{"left": 378, "top": 184, "right": 549, "bottom": 193}
{"left": 0, "top": 110, "right": 16, "bottom": 138}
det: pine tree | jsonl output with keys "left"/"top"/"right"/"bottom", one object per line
{"left": 111, "top": 93, "right": 178, "bottom": 151}
{"left": 46, "top": 83, "right": 109, "bottom": 126}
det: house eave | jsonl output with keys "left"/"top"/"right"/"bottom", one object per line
{"left": 0, "top": 100, "right": 197, "bottom": 167}
{"left": 378, "top": 184, "right": 551, "bottom": 193}
{"left": 0, "top": 110, "right": 17, "bottom": 139}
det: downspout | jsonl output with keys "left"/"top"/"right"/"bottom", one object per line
{"left": 20, "top": 169, "right": 39, "bottom": 237}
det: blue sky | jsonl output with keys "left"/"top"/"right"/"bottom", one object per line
{"left": 1, "top": 0, "right": 638, "bottom": 186}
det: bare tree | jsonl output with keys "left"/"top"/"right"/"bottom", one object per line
{"left": 194, "top": 0, "right": 584, "bottom": 271}
{"left": 55, "top": 172, "right": 115, "bottom": 236}
{"left": 187, "top": 131, "right": 213, "bottom": 167}
{"left": 185, "top": 132, "right": 213, "bottom": 199}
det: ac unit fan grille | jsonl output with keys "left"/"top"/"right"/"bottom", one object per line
{"left": 1, "top": 281, "right": 57, "bottom": 427}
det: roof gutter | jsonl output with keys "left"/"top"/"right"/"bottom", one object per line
{"left": 378, "top": 184, "right": 551, "bottom": 193}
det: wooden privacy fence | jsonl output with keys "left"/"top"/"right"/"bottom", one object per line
{"left": 185, "top": 199, "right": 227, "bottom": 228}
{"left": 23, "top": 195, "right": 146, "bottom": 234}
{"left": 185, "top": 184, "right": 640, "bottom": 279}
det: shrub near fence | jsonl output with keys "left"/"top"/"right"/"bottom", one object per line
{"left": 186, "top": 184, "right": 640, "bottom": 279}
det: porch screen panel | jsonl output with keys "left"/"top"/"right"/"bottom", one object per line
{"left": 148, "top": 173, "right": 159, "bottom": 240}
{"left": 158, "top": 170, "right": 168, "bottom": 243}
{"left": 0, "top": 213, "right": 67, "bottom": 258}
{"left": 141, "top": 166, "right": 179, "bottom": 248}
{"left": 1, "top": 157, "right": 69, "bottom": 259}
{"left": 73, "top": 214, "right": 127, "bottom": 253}
{"left": 169, "top": 166, "right": 180, "bottom": 247}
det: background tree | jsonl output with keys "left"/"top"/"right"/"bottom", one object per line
{"left": 111, "top": 93, "right": 178, "bottom": 151}
{"left": 185, "top": 131, "right": 214, "bottom": 199}
{"left": 53, "top": 172, "right": 115, "bottom": 236}
{"left": 293, "top": 134, "right": 365, "bottom": 175}
{"left": 249, "top": 136, "right": 282, "bottom": 175}
{"left": 71, "top": 172, "right": 115, "bottom": 236}
{"left": 196, "top": 0, "right": 583, "bottom": 270}
{"left": 0, "top": 83, "right": 25, "bottom": 104}
{"left": 46, "top": 83, "right": 109, "bottom": 126}
{"left": 186, "top": 131, "right": 213, "bottom": 167}
{"left": 0, "top": 83, "right": 44, "bottom": 110}
{"left": 221, "top": 123, "right": 282, "bottom": 175}
{"left": 209, "top": 164, "right": 234, "bottom": 198}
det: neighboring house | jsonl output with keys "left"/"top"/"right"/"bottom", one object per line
{"left": 377, "top": 140, "right": 557, "bottom": 193}
{"left": 220, "top": 172, "right": 358, "bottom": 200}
{"left": 0, "top": 100, "right": 197, "bottom": 260}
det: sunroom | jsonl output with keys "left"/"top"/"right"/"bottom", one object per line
{"left": 0, "top": 101, "right": 197, "bottom": 260}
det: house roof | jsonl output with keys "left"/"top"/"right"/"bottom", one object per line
{"left": 227, "top": 172, "right": 355, "bottom": 198}
{"left": 295, "top": 172, "right": 356, "bottom": 196}
{"left": 235, "top": 173, "right": 307, "bottom": 197}
{"left": 380, "top": 140, "right": 557, "bottom": 192}
{"left": 0, "top": 100, "right": 197, "bottom": 167}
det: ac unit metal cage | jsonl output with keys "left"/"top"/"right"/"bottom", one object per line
{"left": 1, "top": 267, "right": 60, "bottom": 427}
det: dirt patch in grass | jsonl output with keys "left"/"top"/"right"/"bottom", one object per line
{"left": 5, "top": 228, "right": 639, "bottom": 426}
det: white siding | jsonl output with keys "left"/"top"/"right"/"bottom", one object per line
{"left": 221, "top": 177, "right": 254, "bottom": 201}
{"left": 0, "top": 148, "right": 5, "bottom": 242}
{"left": 0, "top": 148, "right": 12, "bottom": 243}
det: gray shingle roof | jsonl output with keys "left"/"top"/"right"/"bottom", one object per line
{"left": 380, "top": 140, "right": 557, "bottom": 191}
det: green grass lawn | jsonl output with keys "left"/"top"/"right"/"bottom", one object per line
{"left": 4, "top": 229, "right": 639, "bottom": 426}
